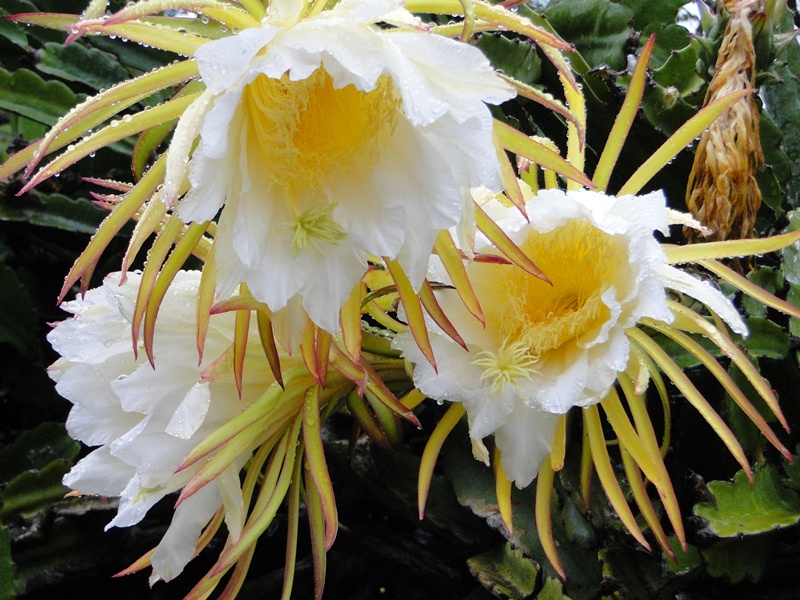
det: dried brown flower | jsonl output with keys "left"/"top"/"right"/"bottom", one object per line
{"left": 685, "top": 0, "right": 764, "bottom": 244}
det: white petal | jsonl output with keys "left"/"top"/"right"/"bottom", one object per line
{"left": 380, "top": 40, "right": 448, "bottom": 125}
{"left": 331, "top": 157, "right": 406, "bottom": 259}
{"left": 387, "top": 31, "right": 515, "bottom": 119}
{"left": 266, "top": 20, "right": 385, "bottom": 89}
{"left": 112, "top": 360, "right": 194, "bottom": 414}
{"left": 268, "top": 0, "right": 306, "bottom": 27}
{"left": 271, "top": 295, "right": 310, "bottom": 354}
{"left": 65, "top": 398, "right": 140, "bottom": 448}
{"left": 109, "top": 473, "right": 166, "bottom": 528}
{"left": 178, "top": 149, "right": 229, "bottom": 223}
{"left": 371, "top": 117, "right": 465, "bottom": 286}
{"left": 150, "top": 483, "right": 221, "bottom": 583}
{"left": 63, "top": 448, "right": 134, "bottom": 497}
{"left": 526, "top": 344, "right": 593, "bottom": 413}
{"left": 47, "top": 305, "right": 132, "bottom": 365}
{"left": 49, "top": 269, "right": 277, "bottom": 585}
{"left": 607, "top": 190, "right": 670, "bottom": 235}
{"left": 194, "top": 27, "right": 279, "bottom": 93}
{"left": 300, "top": 241, "right": 368, "bottom": 333}
{"left": 667, "top": 208, "right": 713, "bottom": 235}
{"left": 420, "top": 111, "right": 502, "bottom": 191}
{"left": 494, "top": 404, "right": 560, "bottom": 488}
{"left": 214, "top": 193, "right": 310, "bottom": 311}
{"left": 165, "top": 381, "right": 211, "bottom": 439}
{"left": 463, "top": 389, "right": 517, "bottom": 440}
{"left": 163, "top": 90, "right": 213, "bottom": 206}
{"left": 654, "top": 263, "right": 748, "bottom": 335}
{"left": 219, "top": 464, "right": 245, "bottom": 541}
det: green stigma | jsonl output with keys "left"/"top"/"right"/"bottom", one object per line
{"left": 289, "top": 203, "right": 346, "bottom": 256}
{"left": 471, "top": 339, "right": 540, "bottom": 394}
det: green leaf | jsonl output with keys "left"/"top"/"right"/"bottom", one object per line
{"left": 619, "top": 0, "right": 686, "bottom": 32}
{"left": 651, "top": 33, "right": 704, "bottom": 96}
{"left": 89, "top": 36, "right": 177, "bottom": 75}
{"left": 742, "top": 267, "right": 783, "bottom": 317}
{"left": 648, "top": 23, "right": 693, "bottom": 68}
{"left": 702, "top": 535, "right": 774, "bottom": 584}
{"left": 0, "top": 191, "right": 107, "bottom": 235}
{"left": 741, "top": 317, "right": 790, "bottom": 359}
{"left": 477, "top": 34, "right": 542, "bottom": 87}
{"left": 651, "top": 329, "right": 720, "bottom": 369}
{"left": 36, "top": 42, "right": 130, "bottom": 91}
{"left": 0, "top": 423, "right": 79, "bottom": 483}
{"left": 791, "top": 285, "right": 800, "bottom": 337}
{"left": 561, "top": 493, "right": 596, "bottom": 548}
{"left": 441, "top": 428, "right": 603, "bottom": 598}
{"left": 0, "top": 459, "right": 74, "bottom": 520}
{"left": 544, "top": 0, "right": 633, "bottom": 70}
{"left": 0, "top": 8, "right": 30, "bottom": 50}
{"left": 640, "top": 84, "right": 697, "bottom": 137}
{"left": 10, "top": 508, "right": 116, "bottom": 596}
{"left": 783, "top": 211, "right": 800, "bottom": 289}
{"left": 0, "top": 524, "right": 14, "bottom": 600}
{"left": 725, "top": 362, "right": 774, "bottom": 457}
{"left": 466, "top": 542, "right": 539, "bottom": 600}
{"left": 662, "top": 536, "right": 701, "bottom": 576}
{"left": 762, "top": 11, "right": 800, "bottom": 209}
{"left": 37, "top": 0, "right": 88, "bottom": 13}
{"left": 598, "top": 545, "right": 666, "bottom": 600}
{"left": 0, "top": 263, "right": 35, "bottom": 353}
{"left": 0, "top": 67, "right": 81, "bottom": 126}
{"left": 131, "top": 118, "right": 176, "bottom": 180}
{"left": 758, "top": 114, "right": 791, "bottom": 216}
{"left": 783, "top": 446, "right": 800, "bottom": 491}
{"left": 0, "top": 0, "right": 38, "bottom": 13}
{"left": 536, "top": 577, "right": 573, "bottom": 600}
{"left": 694, "top": 467, "right": 800, "bottom": 537}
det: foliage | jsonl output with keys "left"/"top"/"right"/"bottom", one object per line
{"left": 694, "top": 465, "right": 800, "bottom": 537}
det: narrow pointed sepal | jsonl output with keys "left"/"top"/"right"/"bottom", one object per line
{"left": 385, "top": 257, "right": 437, "bottom": 370}
{"left": 535, "top": 459, "right": 565, "bottom": 579}
{"left": 493, "top": 447, "right": 514, "bottom": 535}
{"left": 433, "top": 230, "right": 484, "bottom": 325}
{"left": 418, "top": 403, "right": 465, "bottom": 519}
{"left": 474, "top": 201, "right": 550, "bottom": 283}
{"left": 584, "top": 404, "right": 651, "bottom": 550}
{"left": 302, "top": 385, "right": 338, "bottom": 550}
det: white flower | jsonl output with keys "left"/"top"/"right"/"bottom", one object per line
{"left": 48, "top": 271, "right": 290, "bottom": 583}
{"left": 395, "top": 189, "right": 746, "bottom": 487}
{"left": 167, "top": 0, "right": 515, "bottom": 337}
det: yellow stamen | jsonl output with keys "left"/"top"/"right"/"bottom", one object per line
{"left": 242, "top": 69, "right": 399, "bottom": 199}
{"left": 495, "top": 220, "right": 627, "bottom": 355}
{"left": 471, "top": 339, "right": 539, "bottom": 393}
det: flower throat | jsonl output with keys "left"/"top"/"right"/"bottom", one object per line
{"left": 242, "top": 68, "right": 399, "bottom": 198}
{"left": 500, "top": 220, "right": 628, "bottom": 354}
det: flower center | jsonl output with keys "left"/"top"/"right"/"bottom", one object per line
{"left": 496, "top": 220, "right": 628, "bottom": 355}
{"left": 242, "top": 68, "right": 399, "bottom": 199}
{"left": 471, "top": 339, "right": 540, "bottom": 393}
{"left": 288, "top": 203, "right": 346, "bottom": 256}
